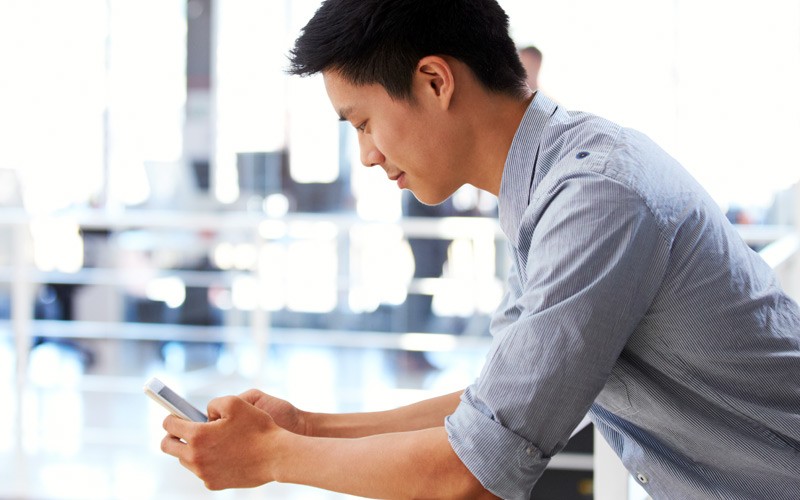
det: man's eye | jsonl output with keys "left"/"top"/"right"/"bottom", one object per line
{"left": 356, "top": 121, "right": 367, "bottom": 132}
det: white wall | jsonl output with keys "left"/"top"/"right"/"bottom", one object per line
{"left": 504, "top": 0, "right": 800, "bottom": 211}
{"left": 2, "top": 0, "right": 798, "bottom": 216}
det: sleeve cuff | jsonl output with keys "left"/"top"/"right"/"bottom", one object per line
{"left": 445, "top": 390, "right": 550, "bottom": 500}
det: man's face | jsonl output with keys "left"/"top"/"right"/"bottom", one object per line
{"left": 323, "top": 70, "right": 464, "bottom": 205}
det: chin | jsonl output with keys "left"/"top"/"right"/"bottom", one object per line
{"left": 409, "top": 189, "right": 452, "bottom": 207}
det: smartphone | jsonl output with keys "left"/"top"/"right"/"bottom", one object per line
{"left": 143, "top": 377, "right": 208, "bottom": 423}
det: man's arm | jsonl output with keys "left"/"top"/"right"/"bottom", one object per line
{"left": 275, "top": 425, "right": 497, "bottom": 498}
{"left": 445, "top": 172, "right": 669, "bottom": 497}
{"left": 239, "top": 388, "right": 463, "bottom": 438}
{"left": 161, "top": 395, "right": 498, "bottom": 499}
{"left": 307, "top": 389, "right": 464, "bottom": 437}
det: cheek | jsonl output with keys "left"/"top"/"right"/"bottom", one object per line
{"left": 381, "top": 109, "right": 426, "bottom": 153}
{"left": 375, "top": 111, "right": 444, "bottom": 171}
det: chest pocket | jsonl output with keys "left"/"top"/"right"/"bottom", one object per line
{"left": 595, "top": 373, "right": 638, "bottom": 417}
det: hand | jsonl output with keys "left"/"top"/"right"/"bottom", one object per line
{"left": 161, "top": 395, "right": 282, "bottom": 490}
{"left": 239, "top": 389, "right": 311, "bottom": 436}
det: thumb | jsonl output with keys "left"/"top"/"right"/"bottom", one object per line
{"left": 239, "top": 389, "right": 268, "bottom": 406}
{"left": 206, "top": 395, "right": 247, "bottom": 422}
{"left": 207, "top": 395, "right": 276, "bottom": 428}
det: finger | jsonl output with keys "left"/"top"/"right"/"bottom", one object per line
{"left": 161, "top": 435, "right": 200, "bottom": 478}
{"left": 160, "top": 434, "right": 186, "bottom": 458}
{"left": 238, "top": 388, "right": 265, "bottom": 405}
{"left": 239, "top": 390, "right": 276, "bottom": 411}
{"left": 163, "top": 414, "right": 199, "bottom": 440}
{"left": 206, "top": 395, "right": 243, "bottom": 421}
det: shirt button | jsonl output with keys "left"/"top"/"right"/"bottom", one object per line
{"left": 636, "top": 472, "right": 649, "bottom": 484}
{"left": 526, "top": 447, "right": 534, "bottom": 456}
{"left": 576, "top": 151, "right": 590, "bottom": 159}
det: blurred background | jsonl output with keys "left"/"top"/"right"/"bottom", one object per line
{"left": 0, "top": 1, "right": 798, "bottom": 499}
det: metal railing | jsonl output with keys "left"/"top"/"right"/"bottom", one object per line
{"left": 2, "top": 196, "right": 799, "bottom": 498}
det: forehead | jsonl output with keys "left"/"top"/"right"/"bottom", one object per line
{"left": 322, "top": 71, "right": 353, "bottom": 118}
{"left": 323, "top": 71, "right": 373, "bottom": 120}
{"left": 323, "top": 70, "right": 410, "bottom": 122}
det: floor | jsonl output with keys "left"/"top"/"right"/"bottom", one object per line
{"left": 0, "top": 336, "right": 488, "bottom": 499}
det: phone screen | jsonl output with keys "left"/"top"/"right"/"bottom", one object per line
{"left": 145, "top": 377, "right": 208, "bottom": 423}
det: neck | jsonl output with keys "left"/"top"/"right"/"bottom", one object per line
{"left": 461, "top": 90, "right": 534, "bottom": 196}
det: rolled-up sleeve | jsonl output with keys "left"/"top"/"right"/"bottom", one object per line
{"left": 446, "top": 171, "right": 670, "bottom": 498}
{"left": 446, "top": 387, "right": 549, "bottom": 500}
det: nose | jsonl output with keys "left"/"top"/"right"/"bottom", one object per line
{"left": 358, "top": 133, "right": 385, "bottom": 167}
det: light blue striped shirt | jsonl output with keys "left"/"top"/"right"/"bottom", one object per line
{"left": 445, "top": 93, "right": 800, "bottom": 499}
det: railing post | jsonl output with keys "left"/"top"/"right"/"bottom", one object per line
{"left": 11, "top": 221, "right": 33, "bottom": 448}
{"left": 593, "top": 427, "right": 631, "bottom": 500}
{"left": 793, "top": 181, "right": 800, "bottom": 300}
{"left": 251, "top": 224, "right": 269, "bottom": 386}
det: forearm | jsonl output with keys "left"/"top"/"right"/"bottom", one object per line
{"left": 307, "top": 390, "right": 463, "bottom": 438}
{"left": 273, "top": 426, "right": 497, "bottom": 499}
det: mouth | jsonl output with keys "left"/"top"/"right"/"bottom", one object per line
{"left": 388, "top": 172, "right": 407, "bottom": 188}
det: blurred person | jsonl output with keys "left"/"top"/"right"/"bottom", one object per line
{"left": 518, "top": 45, "right": 542, "bottom": 91}
{"left": 160, "top": 1, "right": 800, "bottom": 499}
{"left": 402, "top": 189, "right": 455, "bottom": 333}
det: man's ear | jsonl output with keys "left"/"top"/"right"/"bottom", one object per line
{"left": 415, "top": 56, "right": 455, "bottom": 109}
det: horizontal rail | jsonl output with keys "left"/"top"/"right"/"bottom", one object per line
{"left": 758, "top": 233, "right": 800, "bottom": 269}
{"left": 0, "top": 319, "right": 492, "bottom": 352}
{"left": 0, "top": 208, "right": 505, "bottom": 239}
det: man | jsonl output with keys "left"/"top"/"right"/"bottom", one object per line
{"left": 160, "top": 1, "right": 800, "bottom": 498}
{"left": 518, "top": 45, "right": 542, "bottom": 91}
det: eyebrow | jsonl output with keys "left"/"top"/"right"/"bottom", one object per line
{"left": 337, "top": 106, "right": 354, "bottom": 122}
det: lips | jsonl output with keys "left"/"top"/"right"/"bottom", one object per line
{"left": 386, "top": 170, "right": 407, "bottom": 189}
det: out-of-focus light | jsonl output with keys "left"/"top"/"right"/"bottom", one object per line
{"left": 285, "top": 239, "right": 337, "bottom": 313}
{"left": 353, "top": 167, "right": 402, "bottom": 221}
{"left": 233, "top": 243, "right": 258, "bottom": 270}
{"left": 161, "top": 341, "right": 186, "bottom": 372}
{"left": 288, "top": 221, "right": 338, "bottom": 240}
{"left": 288, "top": 75, "right": 339, "bottom": 183}
{"left": 145, "top": 276, "right": 186, "bottom": 308}
{"left": 348, "top": 224, "right": 413, "bottom": 312}
{"left": 258, "top": 220, "right": 287, "bottom": 240}
{"left": 348, "top": 289, "right": 380, "bottom": 314}
{"left": 258, "top": 244, "right": 286, "bottom": 311}
{"left": 231, "top": 275, "right": 259, "bottom": 311}
{"left": 210, "top": 288, "right": 233, "bottom": 311}
{"left": 262, "top": 193, "right": 289, "bottom": 217}
{"left": 213, "top": 242, "right": 235, "bottom": 270}
{"left": 28, "top": 343, "right": 83, "bottom": 388}
{"left": 30, "top": 219, "right": 84, "bottom": 273}
{"left": 399, "top": 333, "right": 458, "bottom": 352}
{"left": 214, "top": 154, "right": 240, "bottom": 204}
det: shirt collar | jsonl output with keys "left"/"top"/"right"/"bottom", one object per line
{"left": 498, "top": 92, "right": 559, "bottom": 239}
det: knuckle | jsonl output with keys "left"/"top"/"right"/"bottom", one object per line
{"left": 190, "top": 427, "right": 207, "bottom": 447}
{"left": 227, "top": 395, "right": 243, "bottom": 410}
{"left": 211, "top": 395, "right": 233, "bottom": 413}
{"left": 185, "top": 448, "right": 202, "bottom": 467}
{"left": 239, "top": 388, "right": 257, "bottom": 398}
{"left": 219, "top": 396, "right": 235, "bottom": 411}
{"left": 205, "top": 479, "right": 224, "bottom": 491}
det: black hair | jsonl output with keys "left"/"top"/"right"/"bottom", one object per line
{"left": 289, "top": 0, "right": 528, "bottom": 100}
